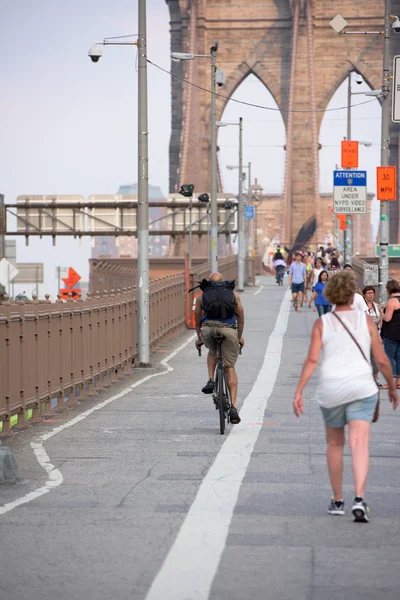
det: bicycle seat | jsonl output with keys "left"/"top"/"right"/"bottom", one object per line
{"left": 213, "top": 332, "right": 226, "bottom": 343}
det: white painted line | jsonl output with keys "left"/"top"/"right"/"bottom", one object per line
{"left": 145, "top": 289, "right": 291, "bottom": 600}
{"left": 253, "top": 284, "right": 263, "bottom": 296}
{"left": 0, "top": 333, "right": 197, "bottom": 517}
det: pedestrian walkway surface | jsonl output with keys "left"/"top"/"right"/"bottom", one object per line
{"left": 1, "top": 277, "right": 400, "bottom": 600}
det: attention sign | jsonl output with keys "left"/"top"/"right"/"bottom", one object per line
{"left": 377, "top": 166, "right": 397, "bottom": 201}
{"left": 333, "top": 170, "right": 367, "bottom": 214}
{"left": 341, "top": 141, "right": 359, "bottom": 169}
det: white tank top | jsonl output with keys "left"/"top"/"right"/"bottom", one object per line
{"left": 316, "top": 311, "right": 378, "bottom": 408}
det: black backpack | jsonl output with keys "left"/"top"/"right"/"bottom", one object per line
{"left": 189, "top": 279, "right": 236, "bottom": 320}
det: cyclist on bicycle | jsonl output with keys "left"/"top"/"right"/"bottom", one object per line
{"left": 194, "top": 272, "right": 244, "bottom": 425}
{"left": 273, "top": 249, "right": 286, "bottom": 285}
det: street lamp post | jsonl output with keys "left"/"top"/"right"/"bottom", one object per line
{"left": 330, "top": 7, "right": 396, "bottom": 301}
{"left": 178, "top": 184, "right": 195, "bottom": 268}
{"left": 217, "top": 118, "right": 244, "bottom": 290}
{"left": 380, "top": 3, "right": 392, "bottom": 304}
{"left": 88, "top": 0, "right": 150, "bottom": 366}
{"left": 345, "top": 71, "right": 353, "bottom": 266}
{"left": 227, "top": 161, "right": 253, "bottom": 284}
{"left": 247, "top": 161, "right": 252, "bottom": 263}
{"left": 137, "top": 0, "right": 150, "bottom": 366}
{"left": 171, "top": 45, "right": 221, "bottom": 273}
{"left": 344, "top": 71, "right": 378, "bottom": 266}
{"left": 210, "top": 47, "right": 218, "bottom": 273}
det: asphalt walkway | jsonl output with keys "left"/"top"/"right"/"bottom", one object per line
{"left": 1, "top": 276, "right": 400, "bottom": 600}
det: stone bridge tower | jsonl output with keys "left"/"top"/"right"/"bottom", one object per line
{"left": 166, "top": 0, "right": 400, "bottom": 247}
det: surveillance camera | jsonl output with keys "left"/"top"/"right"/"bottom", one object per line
{"left": 392, "top": 16, "right": 400, "bottom": 33}
{"left": 88, "top": 45, "right": 102, "bottom": 63}
{"left": 216, "top": 69, "right": 226, "bottom": 87}
{"left": 355, "top": 74, "right": 363, "bottom": 85}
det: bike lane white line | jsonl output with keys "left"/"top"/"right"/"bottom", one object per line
{"left": 0, "top": 333, "right": 197, "bottom": 517}
{"left": 145, "top": 289, "right": 291, "bottom": 600}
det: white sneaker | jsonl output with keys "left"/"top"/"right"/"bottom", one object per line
{"left": 352, "top": 498, "right": 369, "bottom": 522}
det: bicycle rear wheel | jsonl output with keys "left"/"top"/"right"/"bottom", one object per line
{"left": 217, "top": 365, "right": 226, "bottom": 435}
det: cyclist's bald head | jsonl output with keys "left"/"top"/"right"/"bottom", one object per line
{"left": 209, "top": 272, "right": 223, "bottom": 282}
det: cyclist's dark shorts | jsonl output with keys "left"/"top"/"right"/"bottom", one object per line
{"left": 200, "top": 322, "right": 240, "bottom": 368}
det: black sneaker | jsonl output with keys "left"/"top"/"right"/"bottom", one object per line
{"left": 352, "top": 498, "right": 369, "bottom": 522}
{"left": 201, "top": 379, "right": 214, "bottom": 394}
{"left": 328, "top": 499, "right": 345, "bottom": 516}
{"left": 229, "top": 406, "right": 241, "bottom": 425}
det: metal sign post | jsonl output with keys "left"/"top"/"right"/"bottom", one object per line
{"left": 378, "top": 2, "right": 392, "bottom": 304}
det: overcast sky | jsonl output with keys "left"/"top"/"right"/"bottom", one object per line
{"left": 0, "top": 1, "right": 382, "bottom": 296}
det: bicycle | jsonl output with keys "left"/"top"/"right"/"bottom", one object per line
{"left": 275, "top": 266, "right": 284, "bottom": 286}
{"left": 198, "top": 332, "right": 241, "bottom": 435}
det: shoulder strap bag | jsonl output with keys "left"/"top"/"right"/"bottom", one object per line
{"left": 332, "top": 312, "right": 380, "bottom": 423}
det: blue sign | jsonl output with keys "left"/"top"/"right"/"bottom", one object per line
{"left": 333, "top": 170, "right": 367, "bottom": 186}
{"left": 333, "top": 170, "right": 367, "bottom": 214}
{"left": 245, "top": 206, "right": 255, "bottom": 219}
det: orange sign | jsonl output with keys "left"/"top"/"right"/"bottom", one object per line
{"left": 335, "top": 214, "right": 347, "bottom": 231}
{"left": 61, "top": 267, "right": 81, "bottom": 289}
{"left": 377, "top": 166, "right": 397, "bottom": 201}
{"left": 341, "top": 141, "right": 359, "bottom": 169}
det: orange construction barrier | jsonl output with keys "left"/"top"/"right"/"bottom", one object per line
{"left": 190, "top": 293, "right": 198, "bottom": 329}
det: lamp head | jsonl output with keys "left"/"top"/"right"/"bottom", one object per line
{"left": 171, "top": 52, "right": 195, "bottom": 61}
{"left": 365, "top": 90, "right": 382, "bottom": 97}
{"left": 198, "top": 193, "right": 210, "bottom": 203}
{"left": 179, "top": 184, "right": 195, "bottom": 197}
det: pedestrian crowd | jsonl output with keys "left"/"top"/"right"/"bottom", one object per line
{"left": 271, "top": 244, "right": 400, "bottom": 523}
{"left": 273, "top": 243, "right": 349, "bottom": 313}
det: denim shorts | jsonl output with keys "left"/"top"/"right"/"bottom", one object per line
{"left": 319, "top": 393, "right": 378, "bottom": 428}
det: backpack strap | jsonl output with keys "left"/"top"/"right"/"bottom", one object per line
{"left": 188, "top": 283, "right": 201, "bottom": 294}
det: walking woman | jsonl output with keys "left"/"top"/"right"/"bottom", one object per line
{"left": 363, "top": 286, "right": 382, "bottom": 331}
{"left": 381, "top": 280, "right": 400, "bottom": 388}
{"left": 308, "top": 271, "right": 331, "bottom": 316}
{"left": 312, "top": 257, "right": 325, "bottom": 286}
{"left": 293, "top": 271, "right": 398, "bottom": 522}
{"left": 363, "top": 286, "right": 382, "bottom": 384}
